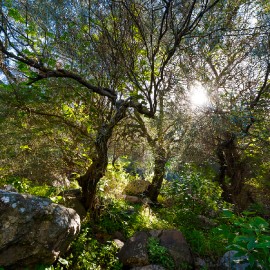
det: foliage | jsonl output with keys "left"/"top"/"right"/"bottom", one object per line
{"left": 1, "top": 176, "right": 31, "bottom": 193}
{"left": 0, "top": 176, "right": 62, "bottom": 202}
{"left": 54, "top": 226, "right": 122, "bottom": 270}
{"left": 215, "top": 210, "right": 270, "bottom": 269}
{"left": 184, "top": 229, "right": 226, "bottom": 259}
{"left": 98, "top": 161, "right": 140, "bottom": 199}
{"left": 157, "top": 164, "right": 229, "bottom": 235}
{"left": 147, "top": 237, "right": 175, "bottom": 270}
{"left": 95, "top": 198, "right": 170, "bottom": 238}
{"left": 161, "top": 164, "right": 226, "bottom": 215}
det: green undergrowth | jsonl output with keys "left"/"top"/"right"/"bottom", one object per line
{"left": 53, "top": 225, "right": 123, "bottom": 270}
{"left": 1, "top": 162, "right": 270, "bottom": 269}
{"left": 94, "top": 198, "right": 172, "bottom": 238}
{"left": 0, "top": 176, "right": 63, "bottom": 202}
{"left": 147, "top": 236, "right": 175, "bottom": 269}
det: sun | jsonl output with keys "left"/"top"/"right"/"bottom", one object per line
{"left": 190, "top": 82, "right": 209, "bottom": 108}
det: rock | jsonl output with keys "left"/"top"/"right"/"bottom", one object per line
{"left": 124, "top": 180, "right": 151, "bottom": 195}
{"left": 2, "top": 184, "right": 18, "bottom": 192}
{"left": 131, "top": 265, "right": 166, "bottom": 270}
{"left": 58, "top": 189, "right": 87, "bottom": 220}
{"left": 113, "top": 239, "right": 125, "bottom": 249}
{"left": 194, "top": 257, "right": 207, "bottom": 269}
{"left": 159, "top": 229, "right": 194, "bottom": 268}
{"left": 118, "top": 230, "right": 193, "bottom": 269}
{"left": 123, "top": 194, "right": 142, "bottom": 204}
{"left": 219, "top": 250, "right": 250, "bottom": 270}
{"left": 118, "top": 231, "right": 149, "bottom": 267}
{"left": 0, "top": 190, "right": 80, "bottom": 269}
{"left": 149, "top": 230, "right": 162, "bottom": 239}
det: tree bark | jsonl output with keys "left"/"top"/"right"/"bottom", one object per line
{"left": 216, "top": 134, "right": 246, "bottom": 205}
{"left": 145, "top": 147, "right": 167, "bottom": 202}
{"left": 78, "top": 102, "right": 128, "bottom": 211}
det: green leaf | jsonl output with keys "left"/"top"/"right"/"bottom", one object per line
{"left": 222, "top": 209, "right": 234, "bottom": 218}
{"left": 250, "top": 217, "right": 269, "bottom": 229}
{"left": 20, "top": 145, "right": 31, "bottom": 151}
{"left": 255, "top": 242, "right": 270, "bottom": 249}
{"left": 8, "top": 8, "right": 24, "bottom": 22}
{"left": 248, "top": 255, "right": 256, "bottom": 268}
{"left": 242, "top": 211, "right": 256, "bottom": 216}
{"left": 247, "top": 238, "right": 256, "bottom": 250}
{"left": 234, "top": 235, "right": 250, "bottom": 243}
{"left": 234, "top": 250, "right": 248, "bottom": 257}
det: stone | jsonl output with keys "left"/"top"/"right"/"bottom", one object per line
{"left": 118, "top": 231, "right": 149, "bottom": 267}
{"left": 194, "top": 257, "right": 207, "bottom": 269}
{"left": 219, "top": 250, "right": 251, "bottom": 270}
{"left": 123, "top": 194, "right": 142, "bottom": 204}
{"left": 0, "top": 190, "right": 80, "bottom": 269}
{"left": 1, "top": 184, "right": 18, "bottom": 192}
{"left": 113, "top": 239, "right": 125, "bottom": 249}
{"left": 118, "top": 230, "right": 194, "bottom": 269}
{"left": 124, "top": 180, "right": 151, "bottom": 195}
{"left": 149, "top": 230, "right": 162, "bottom": 239}
{"left": 159, "top": 229, "right": 194, "bottom": 268}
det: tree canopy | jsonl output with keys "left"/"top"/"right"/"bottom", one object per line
{"left": 0, "top": 0, "right": 270, "bottom": 211}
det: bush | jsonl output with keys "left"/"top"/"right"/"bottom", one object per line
{"left": 55, "top": 226, "right": 122, "bottom": 270}
{"left": 161, "top": 164, "right": 226, "bottom": 216}
{"left": 215, "top": 210, "right": 270, "bottom": 269}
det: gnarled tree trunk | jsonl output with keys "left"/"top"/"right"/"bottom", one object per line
{"left": 78, "top": 103, "right": 128, "bottom": 211}
{"left": 145, "top": 147, "right": 167, "bottom": 202}
{"left": 216, "top": 134, "right": 246, "bottom": 207}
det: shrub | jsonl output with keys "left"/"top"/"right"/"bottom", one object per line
{"left": 161, "top": 164, "right": 227, "bottom": 216}
{"left": 55, "top": 226, "right": 122, "bottom": 270}
{"left": 147, "top": 237, "right": 175, "bottom": 269}
{"left": 215, "top": 210, "right": 270, "bottom": 269}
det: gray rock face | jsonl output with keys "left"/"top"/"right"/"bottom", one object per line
{"left": 118, "top": 231, "right": 149, "bottom": 267}
{"left": 219, "top": 250, "right": 251, "bottom": 270}
{"left": 159, "top": 229, "right": 194, "bottom": 267}
{"left": 0, "top": 190, "right": 80, "bottom": 269}
{"left": 118, "top": 229, "right": 193, "bottom": 269}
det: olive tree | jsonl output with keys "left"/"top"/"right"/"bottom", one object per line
{"left": 0, "top": 0, "right": 221, "bottom": 210}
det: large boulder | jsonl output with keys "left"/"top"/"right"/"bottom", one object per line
{"left": 124, "top": 180, "right": 151, "bottom": 195}
{"left": 159, "top": 229, "right": 194, "bottom": 268}
{"left": 219, "top": 250, "right": 256, "bottom": 270}
{"left": 118, "top": 229, "right": 193, "bottom": 269}
{"left": 0, "top": 190, "right": 80, "bottom": 269}
{"left": 118, "top": 231, "right": 149, "bottom": 267}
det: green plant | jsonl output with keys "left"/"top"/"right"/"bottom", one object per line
{"left": 4, "top": 176, "right": 30, "bottom": 193}
{"left": 161, "top": 164, "right": 227, "bottom": 216}
{"left": 99, "top": 161, "right": 139, "bottom": 199}
{"left": 54, "top": 226, "right": 122, "bottom": 270}
{"left": 216, "top": 210, "right": 270, "bottom": 269}
{"left": 147, "top": 237, "right": 175, "bottom": 269}
{"left": 181, "top": 226, "right": 227, "bottom": 263}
